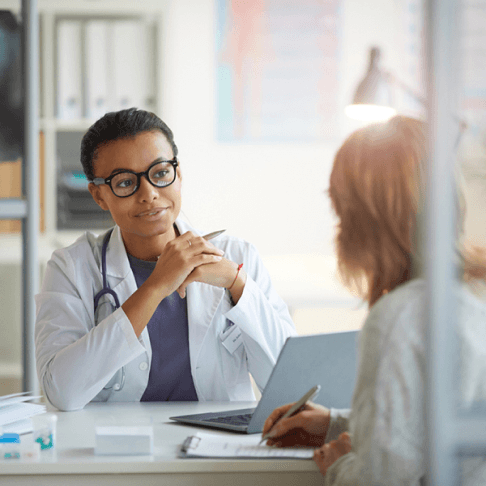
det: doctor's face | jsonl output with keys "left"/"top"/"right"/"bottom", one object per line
{"left": 88, "top": 130, "right": 182, "bottom": 241}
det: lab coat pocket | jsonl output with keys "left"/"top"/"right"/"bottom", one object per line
{"left": 219, "top": 324, "right": 247, "bottom": 388}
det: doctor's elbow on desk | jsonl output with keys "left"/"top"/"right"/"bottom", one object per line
{"left": 40, "top": 374, "right": 88, "bottom": 412}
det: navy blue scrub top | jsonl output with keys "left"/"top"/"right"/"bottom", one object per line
{"left": 127, "top": 254, "right": 198, "bottom": 402}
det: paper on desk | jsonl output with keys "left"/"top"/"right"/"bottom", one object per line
{"left": 0, "top": 403, "right": 46, "bottom": 427}
{"left": 179, "top": 432, "right": 315, "bottom": 459}
{"left": 0, "top": 392, "right": 31, "bottom": 400}
{"left": 0, "top": 394, "right": 43, "bottom": 406}
{"left": 0, "top": 392, "right": 45, "bottom": 430}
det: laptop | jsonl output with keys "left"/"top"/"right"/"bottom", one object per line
{"left": 169, "top": 330, "right": 358, "bottom": 434}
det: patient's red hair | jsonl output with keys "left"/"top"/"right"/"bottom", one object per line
{"left": 330, "top": 116, "right": 486, "bottom": 307}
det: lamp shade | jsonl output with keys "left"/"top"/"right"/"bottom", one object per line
{"left": 345, "top": 47, "right": 396, "bottom": 122}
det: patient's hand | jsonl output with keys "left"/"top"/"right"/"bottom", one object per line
{"left": 262, "top": 401, "right": 331, "bottom": 448}
{"left": 313, "top": 432, "right": 352, "bottom": 475}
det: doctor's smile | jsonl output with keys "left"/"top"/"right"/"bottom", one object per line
{"left": 136, "top": 207, "right": 169, "bottom": 219}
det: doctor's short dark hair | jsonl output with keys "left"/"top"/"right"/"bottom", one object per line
{"left": 80, "top": 107, "right": 179, "bottom": 182}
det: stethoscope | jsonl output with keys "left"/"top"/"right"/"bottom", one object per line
{"left": 93, "top": 228, "right": 126, "bottom": 392}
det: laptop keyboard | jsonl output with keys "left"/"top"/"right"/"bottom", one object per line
{"left": 204, "top": 413, "right": 253, "bottom": 426}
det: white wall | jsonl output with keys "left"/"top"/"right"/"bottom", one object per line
{"left": 160, "top": 0, "right": 412, "bottom": 258}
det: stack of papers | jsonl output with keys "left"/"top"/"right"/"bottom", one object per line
{"left": 179, "top": 432, "right": 315, "bottom": 459}
{"left": 0, "top": 392, "right": 46, "bottom": 435}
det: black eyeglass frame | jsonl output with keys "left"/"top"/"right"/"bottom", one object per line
{"left": 91, "top": 157, "right": 179, "bottom": 198}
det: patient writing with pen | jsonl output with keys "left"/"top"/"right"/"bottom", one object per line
{"left": 35, "top": 108, "right": 296, "bottom": 411}
{"left": 262, "top": 116, "right": 486, "bottom": 485}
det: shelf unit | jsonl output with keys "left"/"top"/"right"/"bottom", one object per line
{"left": 41, "top": 0, "right": 165, "bottom": 235}
{"left": 0, "top": 0, "right": 166, "bottom": 237}
{"left": 0, "top": 0, "right": 39, "bottom": 394}
{"left": 0, "top": 0, "right": 167, "bottom": 394}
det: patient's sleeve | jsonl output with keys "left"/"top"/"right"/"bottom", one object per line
{"left": 325, "top": 408, "right": 350, "bottom": 442}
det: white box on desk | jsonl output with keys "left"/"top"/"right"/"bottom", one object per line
{"left": 95, "top": 425, "right": 154, "bottom": 455}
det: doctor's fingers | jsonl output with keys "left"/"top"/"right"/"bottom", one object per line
{"left": 176, "top": 259, "right": 228, "bottom": 298}
{"left": 178, "top": 231, "right": 224, "bottom": 255}
{"left": 154, "top": 252, "right": 223, "bottom": 295}
{"left": 176, "top": 271, "right": 202, "bottom": 299}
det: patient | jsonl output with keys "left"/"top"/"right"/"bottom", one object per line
{"left": 262, "top": 116, "right": 486, "bottom": 484}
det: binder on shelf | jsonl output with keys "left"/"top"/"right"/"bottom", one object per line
{"left": 112, "top": 20, "right": 153, "bottom": 111}
{"left": 56, "top": 20, "right": 83, "bottom": 120}
{"left": 85, "top": 20, "right": 110, "bottom": 120}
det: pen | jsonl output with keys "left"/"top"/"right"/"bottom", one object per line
{"left": 202, "top": 230, "right": 226, "bottom": 240}
{"left": 259, "top": 385, "right": 321, "bottom": 445}
{"left": 158, "top": 230, "right": 226, "bottom": 260}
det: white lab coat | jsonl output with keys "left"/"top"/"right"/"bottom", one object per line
{"left": 35, "top": 220, "right": 296, "bottom": 411}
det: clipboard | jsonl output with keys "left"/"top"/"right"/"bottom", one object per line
{"left": 179, "top": 432, "right": 315, "bottom": 459}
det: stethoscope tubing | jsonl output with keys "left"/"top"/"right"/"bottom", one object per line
{"left": 93, "top": 228, "right": 125, "bottom": 392}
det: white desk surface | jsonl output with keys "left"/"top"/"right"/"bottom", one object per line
{"left": 1, "top": 401, "right": 323, "bottom": 485}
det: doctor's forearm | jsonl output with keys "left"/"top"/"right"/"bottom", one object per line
{"left": 122, "top": 281, "right": 170, "bottom": 337}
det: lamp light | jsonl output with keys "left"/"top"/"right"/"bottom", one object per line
{"left": 345, "top": 47, "right": 397, "bottom": 122}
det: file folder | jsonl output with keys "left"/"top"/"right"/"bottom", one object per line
{"left": 57, "top": 20, "right": 83, "bottom": 120}
{"left": 112, "top": 20, "right": 153, "bottom": 111}
{"left": 85, "top": 20, "right": 110, "bottom": 120}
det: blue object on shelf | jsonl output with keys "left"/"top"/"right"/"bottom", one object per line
{"left": 0, "top": 433, "right": 20, "bottom": 443}
{"left": 61, "top": 171, "right": 89, "bottom": 190}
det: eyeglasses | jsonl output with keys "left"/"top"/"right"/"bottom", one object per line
{"left": 92, "top": 158, "right": 178, "bottom": 198}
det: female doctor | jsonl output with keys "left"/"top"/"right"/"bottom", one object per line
{"left": 35, "top": 108, "right": 296, "bottom": 411}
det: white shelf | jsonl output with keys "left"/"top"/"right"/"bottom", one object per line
{"left": 40, "top": 118, "right": 94, "bottom": 132}
{"left": 0, "top": 0, "right": 166, "bottom": 393}
{"left": 0, "top": 199, "right": 27, "bottom": 219}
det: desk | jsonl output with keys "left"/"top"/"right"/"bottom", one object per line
{"left": 0, "top": 401, "right": 323, "bottom": 485}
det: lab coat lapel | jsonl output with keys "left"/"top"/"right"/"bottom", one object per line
{"left": 103, "top": 226, "right": 135, "bottom": 303}
{"left": 105, "top": 226, "right": 131, "bottom": 280}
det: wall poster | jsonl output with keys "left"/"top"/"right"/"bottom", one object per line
{"left": 216, "top": 0, "right": 340, "bottom": 142}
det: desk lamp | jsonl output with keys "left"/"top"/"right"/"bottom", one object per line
{"left": 345, "top": 47, "right": 468, "bottom": 140}
{"left": 345, "top": 46, "right": 431, "bottom": 123}
{"left": 345, "top": 47, "right": 466, "bottom": 145}
{"left": 345, "top": 47, "right": 398, "bottom": 122}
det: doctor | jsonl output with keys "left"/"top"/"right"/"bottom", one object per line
{"left": 35, "top": 108, "right": 296, "bottom": 411}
